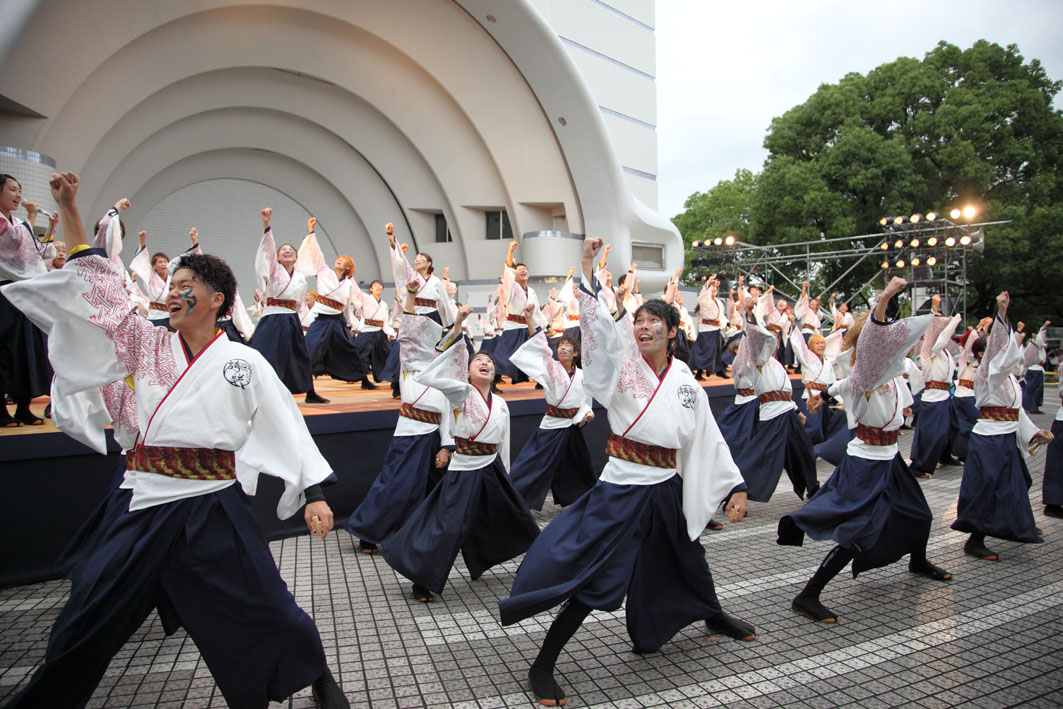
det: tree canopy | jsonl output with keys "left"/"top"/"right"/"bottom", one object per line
{"left": 673, "top": 40, "right": 1063, "bottom": 324}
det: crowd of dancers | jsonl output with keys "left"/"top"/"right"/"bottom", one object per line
{"left": 0, "top": 170, "right": 1059, "bottom": 708}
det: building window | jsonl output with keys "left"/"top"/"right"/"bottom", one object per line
{"left": 434, "top": 213, "right": 452, "bottom": 243}
{"left": 630, "top": 243, "right": 664, "bottom": 270}
{"left": 485, "top": 210, "right": 513, "bottom": 240}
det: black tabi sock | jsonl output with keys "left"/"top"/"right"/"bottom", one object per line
{"left": 799, "top": 545, "right": 854, "bottom": 599}
{"left": 529, "top": 599, "right": 592, "bottom": 702}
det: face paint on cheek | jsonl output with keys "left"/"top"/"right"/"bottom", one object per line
{"left": 179, "top": 287, "right": 197, "bottom": 315}
{"left": 653, "top": 322, "right": 666, "bottom": 345}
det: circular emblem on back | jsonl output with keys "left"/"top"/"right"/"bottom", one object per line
{"left": 677, "top": 383, "right": 697, "bottom": 409}
{"left": 223, "top": 359, "right": 252, "bottom": 389}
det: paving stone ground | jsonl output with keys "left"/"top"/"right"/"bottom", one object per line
{"left": 2, "top": 389, "right": 1061, "bottom": 708}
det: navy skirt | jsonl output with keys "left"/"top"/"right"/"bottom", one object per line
{"left": 564, "top": 325, "right": 581, "bottom": 342}
{"left": 9, "top": 485, "right": 326, "bottom": 709}
{"left": 778, "top": 454, "right": 932, "bottom": 576}
{"left": 673, "top": 334, "right": 692, "bottom": 365}
{"left": 1023, "top": 370, "right": 1044, "bottom": 412}
{"left": 305, "top": 313, "right": 368, "bottom": 382}
{"left": 717, "top": 399, "right": 759, "bottom": 456}
{"left": 815, "top": 426, "right": 855, "bottom": 467}
{"left": 353, "top": 329, "right": 392, "bottom": 381}
{"left": 380, "top": 340, "right": 402, "bottom": 382}
{"left": 491, "top": 328, "right": 530, "bottom": 382}
{"left": 951, "top": 396, "right": 979, "bottom": 461}
{"left": 478, "top": 337, "right": 498, "bottom": 357}
{"left": 378, "top": 457, "right": 540, "bottom": 594}
{"left": 796, "top": 394, "right": 840, "bottom": 446}
{"left": 1044, "top": 418, "right": 1063, "bottom": 506}
{"left": 952, "top": 431, "right": 1042, "bottom": 543}
{"left": 731, "top": 409, "right": 818, "bottom": 502}
{"left": 345, "top": 431, "right": 443, "bottom": 545}
{"left": 499, "top": 475, "right": 726, "bottom": 654}
{"left": 250, "top": 312, "right": 312, "bottom": 394}
{"left": 0, "top": 287, "right": 53, "bottom": 399}
{"left": 909, "top": 398, "right": 954, "bottom": 474}
{"left": 510, "top": 425, "right": 597, "bottom": 510}
{"left": 689, "top": 330, "right": 723, "bottom": 373}
{"left": 55, "top": 457, "right": 130, "bottom": 577}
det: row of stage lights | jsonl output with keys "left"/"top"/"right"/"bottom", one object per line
{"left": 880, "top": 233, "right": 974, "bottom": 251}
{"left": 879, "top": 205, "right": 978, "bottom": 229}
{"left": 691, "top": 235, "right": 737, "bottom": 248}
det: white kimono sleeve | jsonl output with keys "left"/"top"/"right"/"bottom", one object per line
{"left": 236, "top": 371, "right": 333, "bottom": 519}
{"left": 577, "top": 273, "right": 638, "bottom": 409}
{"left": 414, "top": 335, "right": 472, "bottom": 410}
{"left": 509, "top": 329, "right": 570, "bottom": 400}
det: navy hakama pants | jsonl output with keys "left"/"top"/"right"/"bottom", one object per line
{"left": 672, "top": 334, "right": 692, "bottom": 365}
{"left": 717, "top": 399, "right": 758, "bottom": 456}
{"left": 499, "top": 475, "right": 726, "bottom": 654}
{"left": 951, "top": 396, "right": 979, "bottom": 461}
{"left": 491, "top": 328, "right": 530, "bottom": 382}
{"left": 815, "top": 426, "right": 855, "bottom": 467}
{"left": 353, "top": 329, "right": 392, "bottom": 381}
{"left": 148, "top": 316, "right": 171, "bottom": 330}
{"left": 690, "top": 330, "right": 723, "bottom": 375}
{"left": 379, "top": 458, "right": 540, "bottom": 594}
{"left": 564, "top": 325, "right": 581, "bottom": 342}
{"left": 380, "top": 340, "right": 401, "bottom": 382}
{"left": 216, "top": 318, "right": 246, "bottom": 344}
{"left": 305, "top": 313, "right": 368, "bottom": 383}
{"left": 478, "top": 337, "right": 498, "bottom": 357}
{"left": 1044, "top": 419, "right": 1063, "bottom": 507}
{"left": 9, "top": 485, "right": 327, "bottom": 709}
{"left": 909, "top": 398, "right": 954, "bottom": 474}
{"left": 250, "top": 312, "right": 312, "bottom": 394}
{"left": 952, "top": 432, "right": 1042, "bottom": 544}
{"left": 345, "top": 431, "right": 443, "bottom": 545}
{"left": 0, "top": 286, "right": 52, "bottom": 399}
{"left": 1023, "top": 369, "right": 1044, "bottom": 412}
{"left": 510, "top": 425, "right": 597, "bottom": 510}
{"left": 55, "top": 457, "right": 130, "bottom": 577}
{"left": 732, "top": 409, "right": 819, "bottom": 502}
{"left": 778, "top": 454, "right": 932, "bottom": 576}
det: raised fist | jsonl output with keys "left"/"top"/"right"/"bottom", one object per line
{"left": 188, "top": 227, "right": 198, "bottom": 244}
{"left": 522, "top": 302, "right": 537, "bottom": 320}
{"left": 138, "top": 230, "right": 147, "bottom": 247}
{"left": 583, "top": 236, "right": 604, "bottom": 261}
{"left": 260, "top": 208, "right": 272, "bottom": 227}
{"left": 115, "top": 198, "right": 131, "bottom": 212}
{"left": 307, "top": 217, "right": 317, "bottom": 233}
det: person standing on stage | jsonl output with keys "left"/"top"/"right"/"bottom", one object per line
{"left": 794, "top": 281, "right": 823, "bottom": 344}
{"left": 778, "top": 276, "right": 952, "bottom": 624}
{"left": 3, "top": 172, "right": 348, "bottom": 709}
{"left": 297, "top": 219, "right": 376, "bottom": 398}
{"left": 499, "top": 236, "right": 755, "bottom": 707}
{"left": 952, "top": 292, "right": 1053, "bottom": 560}
{"left": 690, "top": 273, "right": 726, "bottom": 380}
{"left": 508, "top": 302, "right": 597, "bottom": 511}
{"left": 1043, "top": 371, "right": 1063, "bottom": 519}
{"left": 830, "top": 292, "right": 854, "bottom": 333}
{"left": 492, "top": 240, "right": 548, "bottom": 385}
{"left": 353, "top": 278, "right": 394, "bottom": 383}
{"left": 1022, "top": 320, "right": 1050, "bottom": 414}
{"left": 345, "top": 281, "right": 455, "bottom": 555}
{"left": 379, "top": 300, "right": 539, "bottom": 602}
{"left": 908, "top": 295, "right": 961, "bottom": 478}
{"left": 249, "top": 207, "right": 313, "bottom": 397}
{"left": 790, "top": 325, "right": 845, "bottom": 445}
{"left": 952, "top": 319, "right": 990, "bottom": 461}
{"left": 0, "top": 174, "right": 56, "bottom": 427}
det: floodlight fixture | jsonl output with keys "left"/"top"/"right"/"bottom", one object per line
{"left": 950, "top": 208, "right": 961, "bottom": 220}
{"left": 894, "top": 239, "right": 904, "bottom": 249}
{"left": 962, "top": 205, "right": 977, "bottom": 220}
{"left": 724, "top": 234, "right": 736, "bottom": 246}
{"left": 926, "top": 256, "right": 937, "bottom": 266}
{"left": 895, "top": 259, "right": 905, "bottom": 268}
{"left": 927, "top": 236, "right": 938, "bottom": 246}
{"left": 945, "top": 236, "right": 956, "bottom": 247}
{"left": 911, "top": 256, "right": 921, "bottom": 266}
{"left": 959, "top": 235, "right": 972, "bottom": 246}
{"left": 910, "top": 239, "right": 920, "bottom": 248}
{"left": 713, "top": 237, "right": 723, "bottom": 246}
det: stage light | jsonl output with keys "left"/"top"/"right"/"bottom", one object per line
{"left": 962, "top": 205, "right": 977, "bottom": 219}
{"left": 911, "top": 256, "right": 921, "bottom": 266}
{"left": 880, "top": 217, "right": 890, "bottom": 227}
{"left": 945, "top": 236, "right": 956, "bottom": 247}
{"left": 910, "top": 239, "right": 920, "bottom": 248}
{"left": 894, "top": 216, "right": 905, "bottom": 225}
{"left": 950, "top": 208, "right": 961, "bottom": 220}
{"left": 714, "top": 237, "right": 723, "bottom": 246}
{"left": 911, "top": 214, "right": 922, "bottom": 223}
{"left": 959, "top": 235, "right": 972, "bottom": 246}
{"left": 881, "top": 260, "right": 890, "bottom": 269}
{"left": 896, "top": 259, "right": 905, "bottom": 268}
{"left": 692, "top": 240, "right": 700, "bottom": 248}
{"left": 926, "top": 212, "right": 938, "bottom": 221}
{"left": 926, "top": 256, "right": 937, "bottom": 266}
{"left": 880, "top": 242, "right": 889, "bottom": 250}
{"left": 724, "top": 235, "right": 736, "bottom": 246}
{"left": 894, "top": 239, "right": 904, "bottom": 249}
{"left": 927, "top": 236, "right": 938, "bottom": 246}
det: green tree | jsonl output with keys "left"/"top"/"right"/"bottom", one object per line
{"left": 671, "top": 169, "right": 756, "bottom": 287}
{"left": 675, "top": 40, "right": 1063, "bottom": 323}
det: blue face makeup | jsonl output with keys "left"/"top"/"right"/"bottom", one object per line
{"left": 179, "top": 286, "right": 197, "bottom": 315}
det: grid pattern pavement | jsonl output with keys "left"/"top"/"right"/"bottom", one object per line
{"left": 2, "top": 391, "right": 1061, "bottom": 708}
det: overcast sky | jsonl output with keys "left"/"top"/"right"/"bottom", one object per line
{"left": 655, "top": 0, "right": 1063, "bottom": 219}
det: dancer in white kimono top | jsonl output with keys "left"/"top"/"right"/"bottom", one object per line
{"left": 790, "top": 328, "right": 845, "bottom": 445}
{"left": 492, "top": 240, "right": 548, "bottom": 384}
{"left": 378, "top": 302, "right": 538, "bottom": 602}
{"left": 2, "top": 171, "right": 348, "bottom": 709}
{"left": 952, "top": 320, "right": 989, "bottom": 460}
{"left": 508, "top": 306, "right": 597, "bottom": 511}
{"left": 1022, "top": 320, "right": 1049, "bottom": 413}
{"left": 779, "top": 276, "right": 952, "bottom": 624}
{"left": 129, "top": 225, "right": 200, "bottom": 328}
{"left": 500, "top": 236, "right": 754, "bottom": 708}
{"left": 952, "top": 292, "right": 1052, "bottom": 560}
{"left": 909, "top": 305, "right": 961, "bottom": 477}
